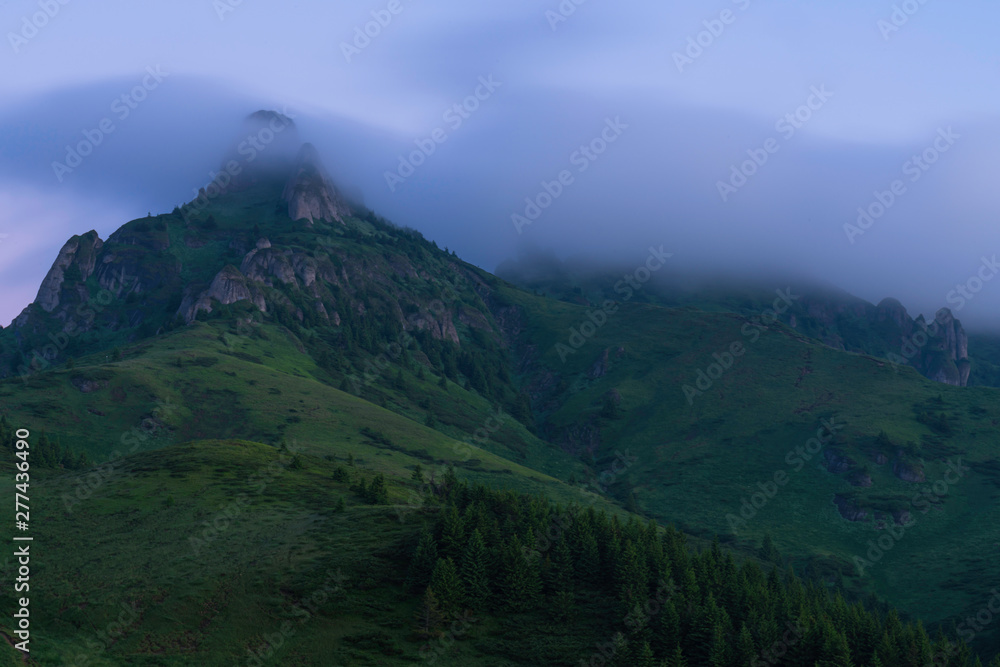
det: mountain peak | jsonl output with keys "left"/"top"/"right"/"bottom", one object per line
{"left": 281, "top": 142, "right": 351, "bottom": 225}
{"left": 246, "top": 109, "right": 296, "bottom": 129}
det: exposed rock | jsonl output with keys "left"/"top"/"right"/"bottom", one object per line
{"left": 891, "top": 509, "right": 913, "bottom": 526}
{"left": 179, "top": 266, "right": 266, "bottom": 323}
{"left": 891, "top": 459, "right": 925, "bottom": 483}
{"left": 588, "top": 348, "right": 611, "bottom": 379}
{"left": 823, "top": 448, "right": 856, "bottom": 474}
{"left": 241, "top": 248, "right": 298, "bottom": 286}
{"left": 833, "top": 494, "right": 869, "bottom": 522}
{"left": 282, "top": 143, "right": 351, "bottom": 225}
{"left": 71, "top": 376, "right": 107, "bottom": 393}
{"left": 207, "top": 265, "right": 255, "bottom": 306}
{"left": 34, "top": 231, "right": 103, "bottom": 312}
{"left": 847, "top": 470, "right": 873, "bottom": 487}
{"left": 560, "top": 422, "right": 601, "bottom": 457}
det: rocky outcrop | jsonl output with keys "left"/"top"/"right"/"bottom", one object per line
{"left": 178, "top": 266, "right": 266, "bottom": 323}
{"left": 891, "top": 459, "right": 925, "bottom": 483}
{"left": 241, "top": 247, "right": 299, "bottom": 286}
{"left": 34, "top": 231, "right": 103, "bottom": 312}
{"left": 282, "top": 143, "right": 351, "bottom": 225}
{"left": 833, "top": 494, "right": 869, "bottom": 522}
{"left": 823, "top": 449, "right": 857, "bottom": 474}
{"left": 847, "top": 470, "right": 873, "bottom": 487}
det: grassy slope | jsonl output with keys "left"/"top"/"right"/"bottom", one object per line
{"left": 0, "top": 438, "right": 633, "bottom": 666}
{"left": 0, "top": 319, "right": 586, "bottom": 489}
{"left": 503, "top": 285, "right": 1000, "bottom": 632}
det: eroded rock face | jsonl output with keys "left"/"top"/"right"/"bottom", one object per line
{"left": 282, "top": 143, "right": 351, "bottom": 225}
{"left": 241, "top": 248, "right": 298, "bottom": 286}
{"left": 178, "top": 266, "right": 266, "bottom": 323}
{"left": 833, "top": 494, "right": 869, "bottom": 522}
{"left": 823, "top": 449, "right": 857, "bottom": 474}
{"left": 35, "top": 231, "right": 104, "bottom": 312}
{"left": 891, "top": 459, "right": 925, "bottom": 483}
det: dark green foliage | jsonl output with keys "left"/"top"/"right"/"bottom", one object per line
{"left": 0, "top": 423, "right": 89, "bottom": 470}
{"left": 405, "top": 527, "right": 439, "bottom": 593}
{"left": 460, "top": 529, "right": 491, "bottom": 610}
{"left": 429, "top": 557, "right": 464, "bottom": 615}
{"left": 390, "top": 479, "right": 971, "bottom": 667}
{"left": 351, "top": 472, "right": 389, "bottom": 504}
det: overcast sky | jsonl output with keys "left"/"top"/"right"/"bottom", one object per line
{"left": 2, "top": 0, "right": 1000, "bottom": 329}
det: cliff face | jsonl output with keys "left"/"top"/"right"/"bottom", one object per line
{"left": 778, "top": 291, "right": 970, "bottom": 386}
{"left": 281, "top": 143, "right": 351, "bottom": 225}
{"left": 33, "top": 231, "right": 104, "bottom": 313}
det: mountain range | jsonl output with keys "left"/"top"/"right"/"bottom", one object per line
{"left": 2, "top": 112, "right": 999, "bottom": 665}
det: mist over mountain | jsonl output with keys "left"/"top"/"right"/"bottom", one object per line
{"left": 3, "top": 76, "right": 1000, "bottom": 330}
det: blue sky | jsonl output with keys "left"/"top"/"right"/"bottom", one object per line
{"left": 2, "top": 0, "right": 1000, "bottom": 327}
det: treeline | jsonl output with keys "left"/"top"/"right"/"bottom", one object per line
{"left": 0, "top": 417, "right": 91, "bottom": 469}
{"left": 401, "top": 477, "right": 992, "bottom": 666}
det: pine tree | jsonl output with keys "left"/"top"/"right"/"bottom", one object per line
{"left": 816, "top": 625, "right": 853, "bottom": 667}
{"left": 615, "top": 540, "right": 648, "bottom": 616}
{"left": 635, "top": 641, "right": 655, "bottom": 667}
{"left": 664, "top": 644, "right": 687, "bottom": 667}
{"left": 460, "top": 529, "right": 490, "bottom": 610}
{"left": 405, "top": 527, "right": 438, "bottom": 593}
{"left": 608, "top": 632, "right": 630, "bottom": 667}
{"left": 707, "top": 625, "right": 728, "bottom": 667}
{"left": 414, "top": 587, "right": 444, "bottom": 639}
{"left": 547, "top": 537, "right": 574, "bottom": 594}
{"left": 430, "top": 558, "right": 464, "bottom": 615}
{"left": 439, "top": 504, "right": 465, "bottom": 561}
{"left": 577, "top": 530, "right": 602, "bottom": 585}
{"left": 735, "top": 622, "right": 757, "bottom": 666}
{"left": 499, "top": 541, "right": 541, "bottom": 612}
{"left": 760, "top": 533, "right": 782, "bottom": 565}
